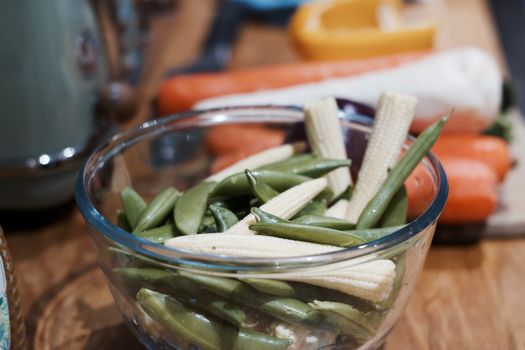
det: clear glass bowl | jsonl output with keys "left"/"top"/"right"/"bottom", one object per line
{"left": 75, "top": 106, "right": 448, "bottom": 350}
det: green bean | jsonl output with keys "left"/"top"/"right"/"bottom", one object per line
{"left": 242, "top": 278, "right": 297, "bottom": 297}
{"left": 135, "top": 224, "right": 177, "bottom": 244}
{"left": 292, "top": 215, "right": 356, "bottom": 230}
{"left": 209, "top": 204, "right": 239, "bottom": 232}
{"left": 258, "top": 153, "right": 315, "bottom": 171}
{"left": 378, "top": 186, "right": 408, "bottom": 227}
{"left": 177, "top": 271, "right": 321, "bottom": 327}
{"left": 250, "top": 222, "right": 365, "bottom": 247}
{"left": 133, "top": 187, "right": 180, "bottom": 233}
{"left": 211, "top": 170, "right": 311, "bottom": 197}
{"left": 357, "top": 116, "right": 447, "bottom": 229}
{"left": 137, "top": 289, "right": 291, "bottom": 350}
{"left": 116, "top": 268, "right": 247, "bottom": 327}
{"left": 174, "top": 181, "right": 216, "bottom": 235}
{"left": 116, "top": 210, "right": 131, "bottom": 231}
{"left": 292, "top": 199, "right": 327, "bottom": 218}
{"left": 245, "top": 169, "right": 279, "bottom": 203}
{"left": 120, "top": 186, "right": 147, "bottom": 229}
{"left": 310, "top": 301, "right": 374, "bottom": 343}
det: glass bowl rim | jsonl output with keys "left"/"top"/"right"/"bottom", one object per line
{"left": 75, "top": 105, "right": 448, "bottom": 272}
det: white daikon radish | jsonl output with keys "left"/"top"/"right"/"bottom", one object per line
{"left": 195, "top": 47, "right": 501, "bottom": 134}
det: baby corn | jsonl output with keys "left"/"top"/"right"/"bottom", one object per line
{"left": 205, "top": 143, "right": 303, "bottom": 182}
{"left": 346, "top": 92, "right": 417, "bottom": 223}
{"left": 304, "top": 98, "right": 352, "bottom": 199}
{"left": 225, "top": 178, "right": 327, "bottom": 235}
{"left": 325, "top": 199, "right": 349, "bottom": 219}
{"left": 165, "top": 233, "right": 395, "bottom": 302}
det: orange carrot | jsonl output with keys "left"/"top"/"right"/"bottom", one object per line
{"left": 157, "top": 52, "right": 428, "bottom": 115}
{"left": 438, "top": 157, "right": 498, "bottom": 224}
{"left": 432, "top": 135, "right": 511, "bottom": 182}
{"left": 405, "top": 162, "right": 437, "bottom": 219}
{"left": 205, "top": 124, "right": 285, "bottom": 156}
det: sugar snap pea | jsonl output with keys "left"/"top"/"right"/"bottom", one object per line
{"left": 242, "top": 278, "right": 297, "bottom": 297}
{"left": 211, "top": 170, "right": 311, "bottom": 197}
{"left": 116, "top": 210, "right": 131, "bottom": 231}
{"left": 137, "top": 289, "right": 291, "bottom": 350}
{"left": 357, "top": 116, "right": 447, "bottom": 229}
{"left": 245, "top": 169, "right": 279, "bottom": 203}
{"left": 258, "top": 153, "right": 315, "bottom": 171}
{"left": 345, "top": 226, "right": 404, "bottom": 242}
{"left": 292, "top": 215, "right": 356, "bottom": 230}
{"left": 175, "top": 181, "right": 216, "bottom": 235}
{"left": 177, "top": 271, "right": 322, "bottom": 327}
{"left": 133, "top": 187, "right": 179, "bottom": 233}
{"left": 378, "top": 186, "right": 408, "bottom": 228}
{"left": 251, "top": 207, "right": 287, "bottom": 224}
{"left": 250, "top": 222, "right": 365, "bottom": 247}
{"left": 117, "top": 268, "right": 247, "bottom": 327}
{"left": 292, "top": 199, "right": 327, "bottom": 218}
{"left": 309, "top": 301, "right": 374, "bottom": 343}
{"left": 272, "top": 158, "right": 352, "bottom": 178}
{"left": 209, "top": 204, "right": 239, "bottom": 232}
{"left": 120, "top": 186, "right": 146, "bottom": 229}
{"left": 135, "top": 224, "right": 177, "bottom": 244}
{"left": 199, "top": 213, "right": 218, "bottom": 233}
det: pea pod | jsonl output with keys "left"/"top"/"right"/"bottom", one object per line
{"left": 292, "top": 215, "right": 356, "bottom": 230}
{"left": 135, "top": 224, "right": 177, "bottom": 244}
{"left": 252, "top": 209, "right": 396, "bottom": 244}
{"left": 258, "top": 153, "right": 315, "bottom": 171}
{"left": 120, "top": 186, "right": 147, "bottom": 228}
{"left": 116, "top": 210, "right": 131, "bottom": 231}
{"left": 250, "top": 222, "right": 365, "bottom": 247}
{"left": 175, "top": 181, "right": 216, "bottom": 235}
{"left": 211, "top": 170, "right": 312, "bottom": 197}
{"left": 265, "top": 157, "right": 352, "bottom": 178}
{"left": 344, "top": 226, "right": 403, "bottom": 242}
{"left": 177, "top": 271, "right": 322, "bottom": 327}
{"left": 309, "top": 301, "right": 374, "bottom": 343}
{"left": 137, "top": 289, "right": 291, "bottom": 350}
{"left": 199, "top": 213, "right": 218, "bottom": 233}
{"left": 378, "top": 186, "right": 408, "bottom": 228}
{"left": 133, "top": 187, "right": 179, "bottom": 233}
{"left": 357, "top": 116, "right": 447, "bottom": 229}
{"left": 251, "top": 207, "right": 287, "bottom": 224}
{"left": 209, "top": 203, "right": 239, "bottom": 232}
{"left": 117, "top": 268, "right": 247, "bottom": 327}
{"left": 242, "top": 278, "right": 296, "bottom": 297}
{"left": 245, "top": 169, "right": 279, "bottom": 203}
{"left": 292, "top": 199, "right": 326, "bottom": 218}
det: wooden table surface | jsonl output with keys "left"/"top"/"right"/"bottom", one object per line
{"left": 5, "top": 0, "right": 525, "bottom": 349}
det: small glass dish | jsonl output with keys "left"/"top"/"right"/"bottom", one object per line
{"left": 76, "top": 105, "right": 447, "bottom": 350}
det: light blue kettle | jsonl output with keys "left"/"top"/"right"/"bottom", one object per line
{"left": 0, "top": 0, "right": 163, "bottom": 209}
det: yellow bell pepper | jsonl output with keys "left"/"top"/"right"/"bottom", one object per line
{"left": 290, "top": 0, "right": 435, "bottom": 60}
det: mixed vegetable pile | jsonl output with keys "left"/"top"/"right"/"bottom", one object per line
{"left": 113, "top": 92, "right": 446, "bottom": 349}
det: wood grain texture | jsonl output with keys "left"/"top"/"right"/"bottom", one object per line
{"left": 4, "top": 0, "right": 525, "bottom": 349}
